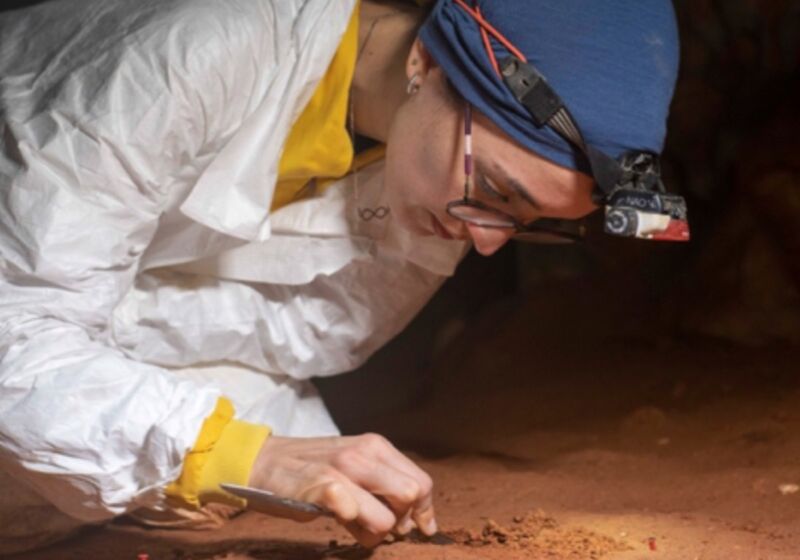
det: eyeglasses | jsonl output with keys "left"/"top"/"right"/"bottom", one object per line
{"left": 445, "top": 103, "right": 585, "bottom": 244}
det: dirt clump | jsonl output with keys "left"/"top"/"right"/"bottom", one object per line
{"left": 446, "top": 510, "right": 630, "bottom": 558}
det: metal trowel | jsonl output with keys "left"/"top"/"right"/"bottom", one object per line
{"left": 220, "top": 483, "right": 454, "bottom": 545}
{"left": 220, "top": 483, "right": 334, "bottom": 518}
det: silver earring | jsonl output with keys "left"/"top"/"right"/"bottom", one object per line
{"left": 406, "top": 73, "right": 421, "bottom": 95}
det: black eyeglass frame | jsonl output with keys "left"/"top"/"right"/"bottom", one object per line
{"left": 445, "top": 103, "right": 586, "bottom": 244}
{"left": 446, "top": 198, "right": 585, "bottom": 244}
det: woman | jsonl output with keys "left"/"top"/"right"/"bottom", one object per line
{"left": 0, "top": 0, "right": 680, "bottom": 552}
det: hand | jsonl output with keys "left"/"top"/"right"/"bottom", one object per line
{"left": 247, "top": 433, "right": 436, "bottom": 548}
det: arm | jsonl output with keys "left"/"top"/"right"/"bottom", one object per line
{"left": 0, "top": 0, "right": 301, "bottom": 520}
{"left": 2, "top": 0, "right": 440, "bottom": 540}
{"left": 112, "top": 244, "right": 454, "bottom": 380}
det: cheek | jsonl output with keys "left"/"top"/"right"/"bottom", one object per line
{"left": 385, "top": 130, "right": 444, "bottom": 207}
{"left": 383, "top": 89, "right": 463, "bottom": 216}
{"left": 410, "top": 120, "right": 466, "bottom": 209}
{"left": 543, "top": 175, "right": 598, "bottom": 219}
{"left": 416, "top": 138, "right": 445, "bottom": 197}
{"left": 382, "top": 139, "right": 449, "bottom": 236}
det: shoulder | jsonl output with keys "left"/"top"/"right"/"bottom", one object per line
{"left": 0, "top": 0, "right": 317, "bottom": 84}
{"left": 143, "top": 0, "right": 353, "bottom": 60}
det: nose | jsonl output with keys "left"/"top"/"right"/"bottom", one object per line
{"left": 465, "top": 224, "right": 515, "bottom": 256}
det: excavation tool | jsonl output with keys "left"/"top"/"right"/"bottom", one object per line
{"left": 221, "top": 483, "right": 333, "bottom": 518}
{"left": 221, "top": 483, "right": 455, "bottom": 545}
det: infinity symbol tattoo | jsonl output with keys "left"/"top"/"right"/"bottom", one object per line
{"left": 357, "top": 206, "right": 390, "bottom": 221}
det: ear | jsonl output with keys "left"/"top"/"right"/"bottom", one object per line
{"left": 405, "top": 38, "right": 436, "bottom": 81}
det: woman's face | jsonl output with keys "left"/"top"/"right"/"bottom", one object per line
{"left": 383, "top": 55, "right": 597, "bottom": 256}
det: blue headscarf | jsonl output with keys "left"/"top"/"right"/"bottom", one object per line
{"left": 419, "top": 0, "right": 680, "bottom": 174}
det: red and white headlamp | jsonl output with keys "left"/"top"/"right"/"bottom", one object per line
{"left": 499, "top": 55, "right": 690, "bottom": 243}
{"left": 602, "top": 153, "right": 690, "bottom": 242}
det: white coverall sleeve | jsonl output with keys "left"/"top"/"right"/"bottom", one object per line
{"left": 112, "top": 254, "right": 452, "bottom": 380}
{"left": 0, "top": 2, "right": 290, "bottom": 521}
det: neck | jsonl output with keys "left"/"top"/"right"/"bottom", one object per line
{"left": 351, "top": 1, "right": 425, "bottom": 142}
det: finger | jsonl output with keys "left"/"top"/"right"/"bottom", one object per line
{"left": 302, "top": 479, "right": 359, "bottom": 523}
{"left": 370, "top": 438, "right": 434, "bottom": 502}
{"left": 344, "top": 520, "right": 385, "bottom": 549}
{"left": 413, "top": 499, "right": 437, "bottom": 536}
{"left": 392, "top": 509, "right": 415, "bottom": 536}
{"left": 334, "top": 452, "right": 422, "bottom": 518}
{"left": 248, "top": 458, "right": 351, "bottom": 523}
{"left": 372, "top": 447, "right": 437, "bottom": 535}
{"left": 311, "top": 476, "right": 396, "bottom": 540}
{"left": 339, "top": 478, "right": 397, "bottom": 537}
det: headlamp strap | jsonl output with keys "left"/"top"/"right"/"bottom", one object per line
{"left": 499, "top": 56, "right": 623, "bottom": 199}
{"left": 500, "top": 57, "right": 562, "bottom": 129}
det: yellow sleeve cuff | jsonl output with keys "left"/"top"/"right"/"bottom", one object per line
{"left": 165, "top": 397, "right": 271, "bottom": 509}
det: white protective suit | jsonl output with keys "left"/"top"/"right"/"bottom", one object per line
{"left": 0, "top": 0, "right": 466, "bottom": 549}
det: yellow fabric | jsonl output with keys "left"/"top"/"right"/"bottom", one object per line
{"left": 316, "top": 144, "right": 387, "bottom": 192}
{"left": 271, "top": 3, "right": 360, "bottom": 211}
{"left": 166, "top": 398, "right": 271, "bottom": 509}
{"left": 196, "top": 417, "right": 270, "bottom": 507}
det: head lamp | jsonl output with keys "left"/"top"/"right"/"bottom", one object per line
{"left": 499, "top": 56, "right": 690, "bottom": 242}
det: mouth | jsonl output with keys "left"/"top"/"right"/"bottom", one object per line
{"left": 430, "top": 214, "right": 455, "bottom": 240}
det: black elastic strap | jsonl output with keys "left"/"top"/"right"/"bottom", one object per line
{"left": 500, "top": 57, "right": 561, "bottom": 127}
{"left": 499, "top": 56, "right": 622, "bottom": 197}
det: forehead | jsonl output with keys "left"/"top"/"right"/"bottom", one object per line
{"left": 471, "top": 109, "right": 597, "bottom": 217}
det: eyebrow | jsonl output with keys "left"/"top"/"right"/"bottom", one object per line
{"left": 490, "top": 162, "right": 543, "bottom": 211}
